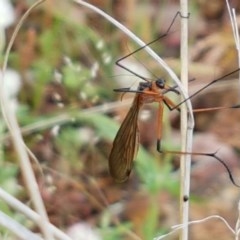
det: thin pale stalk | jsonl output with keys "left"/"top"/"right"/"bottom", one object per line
{"left": 0, "top": 211, "right": 43, "bottom": 240}
{"left": 236, "top": 201, "right": 240, "bottom": 240}
{"left": 155, "top": 215, "right": 235, "bottom": 240}
{"left": 0, "top": 187, "right": 72, "bottom": 240}
{"left": 226, "top": 0, "right": 240, "bottom": 100}
{"left": 179, "top": 0, "right": 192, "bottom": 240}
{"left": 0, "top": 0, "right": 53, "bottom": 239}
{"left": 225, "top": 1, "right": 240, "bottom": 239}
{"left": 0, "top": 99, "right": 133, "bottom": 141}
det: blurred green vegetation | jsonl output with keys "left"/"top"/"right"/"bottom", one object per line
{"left": 1, "top": 1, "right": 190, "bottom": 239}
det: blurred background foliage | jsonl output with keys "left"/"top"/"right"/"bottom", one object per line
{"left": 1, "top": 0, "right": 240, "bottom": 239}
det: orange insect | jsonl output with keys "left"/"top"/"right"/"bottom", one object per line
{"left": 108, "top": 12, "right": 240, "bottom": 184}
{"left": 108, "top": 78, "right": 180, "bottom": 182}
{"left": 108, "top": 67, "right": 240, "bottom": 183}
{"left": 108, "top": 19, "right": 180, "bottom": 183}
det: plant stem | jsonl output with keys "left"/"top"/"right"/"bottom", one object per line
{"left": 179, "top": 0, "right": 192, "bottom": 240}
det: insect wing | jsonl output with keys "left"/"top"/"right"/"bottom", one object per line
{"left": 109, "top": 96, "right": 141, "bottom": 182}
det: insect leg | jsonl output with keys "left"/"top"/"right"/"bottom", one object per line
{"left": 156, "top": 98, "right": 240, "bottom": 187}
{"left": 157, "top": 95, "right": 180, "bottom": 152}
{"left": 163, "top": 96, "right": 180, "bottom": 111}
{"left": 156, "top": 101, "right": 164, "bottom": 152}
{"left": 115, "top": 12, "right": 190, "bottom": 82}
{"left": 172, "top": 68, "right": 240, "bottom": 111}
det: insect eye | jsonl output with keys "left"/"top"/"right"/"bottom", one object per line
{"left": 156, "top": 79, "right": 165, "bottom": 89}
